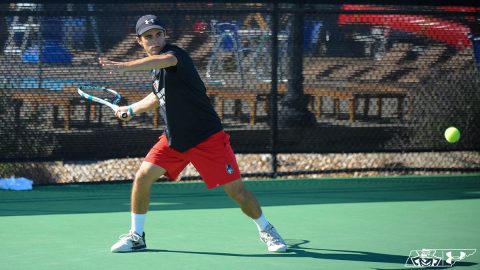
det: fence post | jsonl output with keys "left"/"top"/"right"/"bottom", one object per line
{"left": 270, "top": 2, "right": 279, "bottom": 178}
{"left": 278, "top": 1, "right": 315, "bottom": 128}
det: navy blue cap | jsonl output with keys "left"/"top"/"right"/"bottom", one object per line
{"left": 136, "top": 15, "right": 165, "bottom": 36}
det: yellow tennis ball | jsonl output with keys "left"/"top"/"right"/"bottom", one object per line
{"left": 444, "top": 127, "right": 460, "bottom": 143}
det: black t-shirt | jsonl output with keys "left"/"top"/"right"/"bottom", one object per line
{"left": 151, "top": 44, "right": 223, "bottom": 152}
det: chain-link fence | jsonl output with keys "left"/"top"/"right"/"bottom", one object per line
{"left": 1, "top": 2, "right": 479, "bottom": 184}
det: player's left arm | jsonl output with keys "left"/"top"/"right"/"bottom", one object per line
{"left": 99, "top": 53, "right": 177, "bottom": 73}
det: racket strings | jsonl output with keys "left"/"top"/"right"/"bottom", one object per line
{"left": 81, "top": 86, "right": 124, "bottom": 105}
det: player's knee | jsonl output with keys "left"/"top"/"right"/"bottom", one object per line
{"left": 134, "top": 163, "right": 166, "bottom": 185}
{"left": 134, "top": 169, "right": 145, "bottom": 181}
{"left": 225, "top": 183, "right": 249, "bottom": 203}
{"left": 134, "top": 168, "right": 156, "bottom": 185}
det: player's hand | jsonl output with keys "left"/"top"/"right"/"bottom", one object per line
{"left": 99, "top": 57, "right": 127, "bottom": 74}
{"left": 115, "top": 106, "right": 133, "bottom": 121}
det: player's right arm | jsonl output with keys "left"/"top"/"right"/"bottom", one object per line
{"left": 115, "top": 92, "right": 158, "bottom": 120}
{"left": 99, "top": 54, "right": 177, "bottom": 73}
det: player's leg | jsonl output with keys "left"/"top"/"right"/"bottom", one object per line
{"left": 111, "top": 134, "right": 188, "bottom": 253}
{"left": 223, "top": 179, "right": 287, "bottom": 252}
{"left": 129, "top": 161, "right": 166, "bottom": 238}
{"left": 189, "top": 131, "right": 287, "bottom": 252}
{"left": 111, "top": 162, "right": 166, "bottom": 253}
{"left": 131, "top": 161, "right": 166, "bottom": 214}
{"left": 222, "top": 178, "right": 261, "bottom": 219}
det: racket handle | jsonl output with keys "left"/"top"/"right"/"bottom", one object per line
{"left": 121, "top": 112, "right": 128, "bottom": 119}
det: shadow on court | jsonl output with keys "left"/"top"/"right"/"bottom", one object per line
{"left": 141, "top": 239, "right": 477, "bottom": 268}
{"left": 0, "top": 175, "right": 479, "bottom": 216}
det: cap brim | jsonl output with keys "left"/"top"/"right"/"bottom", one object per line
{"left": 137, "top": 25, "right": 165, "bottom": 36}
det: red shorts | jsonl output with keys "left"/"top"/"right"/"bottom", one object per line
{"left": 144, "top": 131, "right": 241, "bottom": 189}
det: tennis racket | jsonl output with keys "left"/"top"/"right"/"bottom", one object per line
{"left": 77, "top": 85, "right": 129, "bottom": 119}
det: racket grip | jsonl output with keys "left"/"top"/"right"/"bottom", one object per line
{"left": 121, "top": 112, "right": 128, "bottom": 119}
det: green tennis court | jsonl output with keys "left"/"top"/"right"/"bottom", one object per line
{"left": 1, "top": 174, "right": 479, "bottom": 270}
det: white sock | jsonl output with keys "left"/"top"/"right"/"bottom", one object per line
{"left": 253, "top": 213, "right": 270, "bottom": 232}
{"left": 131, "top": 213, "right": 146, "bottom": 235}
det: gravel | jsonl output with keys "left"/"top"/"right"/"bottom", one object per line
{"left": 1, "top": 151, "right": 479, "bottom": 185}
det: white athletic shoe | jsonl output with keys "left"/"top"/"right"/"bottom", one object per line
{"left": 260, "top": 224, "right": 287, "bottom": 252}
{"left": 111, "top": 231, "right": 146, "bottom": 253}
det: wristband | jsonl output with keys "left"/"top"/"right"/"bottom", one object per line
{"left": 127, "top": 106, "right": 135, "bottom": 117}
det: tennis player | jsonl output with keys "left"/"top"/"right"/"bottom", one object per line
{"left": 100, "top": 15, "right": 287, "bottom": 253}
